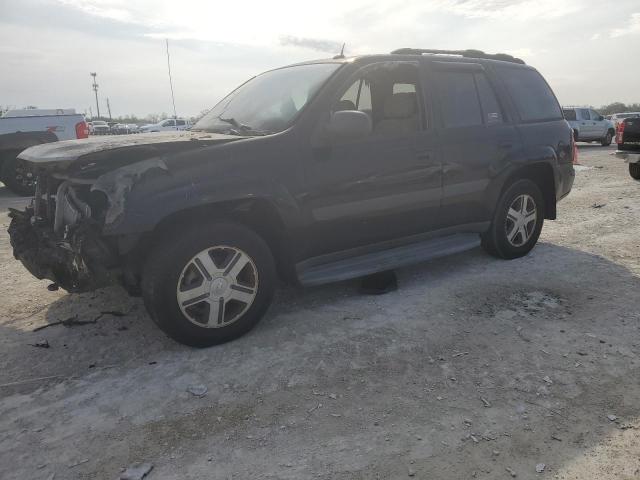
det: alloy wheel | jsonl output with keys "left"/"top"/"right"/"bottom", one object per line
{"left": 505, "top": 194, "right": 537, "bottom": 248}
{"left": 176, "top": 246, "right": 259, "bottom": 328}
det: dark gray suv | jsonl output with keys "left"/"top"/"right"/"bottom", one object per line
{"left": 9, "top": 48, "right": 575, "bottom": 347}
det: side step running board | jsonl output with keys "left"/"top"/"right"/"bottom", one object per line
{"left": 297, "top": 233, "right": 481, "bottom": 287}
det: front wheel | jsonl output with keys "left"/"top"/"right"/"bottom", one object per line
{"left": 1, "top": 154, "right": 36, "bottom": 196}
{"left": 601, "top": 132, "right": 613, "bottom": 146}
{"left": 142, "top": 222, "right": 277, "bottom": 347}
{"left": 630, "top": 163, "right": 640, "bottom": 180}
{"left": 482, "top": 179, "right": 545, "bottom": 260}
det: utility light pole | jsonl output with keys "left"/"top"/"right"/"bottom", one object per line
{"left": 90, "top": 72, "right": 100, "bottom": 119}
{"left": 106, "top": 97, "right": 112, "bottom": 121}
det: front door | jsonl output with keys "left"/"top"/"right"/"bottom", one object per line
{"left": 300, "top": 61, "right": 442, "bottom": 258}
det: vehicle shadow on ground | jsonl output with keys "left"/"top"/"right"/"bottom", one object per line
{"left": 1, "top": 242, "right": 639, "bottom": 478}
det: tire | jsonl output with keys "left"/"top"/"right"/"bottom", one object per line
{"left": 573, "top": 130, "right": 579, "bottom": 142}
{"left": 630, "top": 163, "right": 640, "bottom": 180}
{"left": 141, "top": 222, "right": 277, "bottom": 347}
{"left": 601, "top": 131, "right": 613, "bottom": 147}
{"left": 0, "top": 154, "right": 36, "bottom": 196}
{"left": 482, "top": 179, "right": 545, "bottom": 260}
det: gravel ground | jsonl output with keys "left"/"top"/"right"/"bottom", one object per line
{"left": 0, "top": 144, "right": 638, "bottom": 480}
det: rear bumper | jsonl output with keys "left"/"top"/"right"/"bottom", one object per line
{"left": 8, "top": 207, "right": 118, "bottom": 292}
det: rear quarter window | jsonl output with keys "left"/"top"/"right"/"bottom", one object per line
{"left": 497, "top": 67, "right": 562, "bottom": 122}
{"left": 563, "top": 109, "right": 577, "bottom": 121}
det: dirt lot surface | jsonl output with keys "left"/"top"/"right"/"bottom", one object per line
{"left": 0, "top": 145, "right": 638, "bottom": 480}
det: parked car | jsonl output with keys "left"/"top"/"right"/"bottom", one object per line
{"left": 0, "top": 109, "right": 88, "bottom": 195}
{"left": 139, "top": 118, "right": 191, "bottom": 132}
{"left": 110, "top": 123, "right": 130, "bottom": 135}
{"left": 614, "top": 116, "right": 640, "bottom": 179}
{"left": 610, "top": 112, "right": 640, "bottom": 129}
{"left": 8, "top": 48, "right": 575, "bottom": 347}
{"left": 127, "top": 124, "right": 140, "bottom": 134}
{"left": 91, "top": 120, "right": 110, "bottom": 135}
{"left": 562, "top": 107, "right": 615, "bottom": 146}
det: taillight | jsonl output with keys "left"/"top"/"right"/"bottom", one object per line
{"left": 75, "top": 121, "right": 89, "bottom": 139}
{"left": 616, "top": 121, "right": 625, "bottom": 145}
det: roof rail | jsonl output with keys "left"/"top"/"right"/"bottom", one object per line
{"left": 390, "top": 48, "right": 526, "bottom": 65}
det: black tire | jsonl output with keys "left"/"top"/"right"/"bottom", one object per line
{"left": 573, "top": 130, "right": 579, "bottom": 142}
{"left": 141, "top": 222, "right": 276, "bottom": 347}
{"left": 1, "top": 154, "right": 36, "bottom": 196}
{"left": 601, "top": 132, "right": 613, "bottom": 147}
{"left": 630, "top": 163, "right": 640, "bottom": 180}
{"left": 482, "top": 179, "right": 545, "bottom": 260}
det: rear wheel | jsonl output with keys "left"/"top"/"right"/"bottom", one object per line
{"left": 142, "top": 222, "right": 276, "bottom": 347}
{"left": 601, "top": 132, "right": 613, "bottom": 146}
{"left": 482, "top": 179, "right": 545, "bottom": 260}
{"left": 1, "top": 154, "right": 36, "bottom": 196}
{"left": 630, "top": 163, "right": 640, "bottom": 180}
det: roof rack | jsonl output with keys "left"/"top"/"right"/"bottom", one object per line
{"left": 390, "top": 48, "right": 526, "bottom": 65}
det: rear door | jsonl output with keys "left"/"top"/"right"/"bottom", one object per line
{"left": 430, "top": 62, "right": 521, "bottom": 228}
{"left": 577, "top": 109, "right": 593, "bottom": 138}
{"left": 590, "top": 110, "right": 607, "bottom": 138}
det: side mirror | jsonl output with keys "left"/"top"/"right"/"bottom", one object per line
{"left": 325, "top": 110, "right": 372, "bottom": 141}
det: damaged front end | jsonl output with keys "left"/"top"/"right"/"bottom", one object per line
{"left": 9, "top": 176, "right": 120, "bottom": 293}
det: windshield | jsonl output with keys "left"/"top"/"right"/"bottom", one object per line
{"left": 194, "top": 63, "right": 341, "bottom": 135}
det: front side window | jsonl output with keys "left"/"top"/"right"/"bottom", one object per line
{"left": 590, "top": 110, "right": 602, "bottom": 121}
{"left": 497, "top": 66, "right": 562, "bottom": 122}
{"left": 176, "top": 119, "right": 185, "bottom": 126}
{"left": 163, "top": 120, "right": 176, "bottom": 127}
{"left": 579, "top": 109, "right": 591, "bottom": 120}
{"left": 195, "top": 63, "right": 341, "bottom": 135}
{"left": 333, "top": 62, "right": 421, "bottom": 137}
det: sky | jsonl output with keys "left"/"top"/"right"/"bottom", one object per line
{"left": 1, "top": 0, "right": 639, "bottom": 118}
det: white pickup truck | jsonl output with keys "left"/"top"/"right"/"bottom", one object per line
{"left": 0, "top": 109, "right": 88, "bottom": 195}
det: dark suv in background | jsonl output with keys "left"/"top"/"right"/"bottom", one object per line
{"left": 9, "top": 48, "right": 575, "bottom": 347}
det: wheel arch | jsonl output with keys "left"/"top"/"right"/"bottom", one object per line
{"left": 124, "top": 197, "right": 294, "bottom": 288}
{"left": 496, "top": 162, "right": 557, "bottom": 220}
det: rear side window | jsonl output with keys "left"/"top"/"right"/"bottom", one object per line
{"left": 579, "top": 109, "right": 590, "bottom": 120}
{"left": 498, "top": 67, "right": 562, "bottom": 122}
{"left": 563, "top": 109, "right": 577, "bottom": 121}
{"left": 435, "top": 71, "right": 483, "bottom": 128}
{"left": 434, "top": 71, "right": 503, "bottom": 127}
{"left": 475, "top": 74, "right": 503, "bottom": 125}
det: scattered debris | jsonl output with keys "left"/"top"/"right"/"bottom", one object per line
{"left": 542, "top": 376, "right": 553, "bottom": 385}
{"left": 607, "top": 414, "right": 618, "bottom": 422}
{"left": 505, "top": 467, "right": 517, "bottom": 477}
{"left": 68, "top": 458, "right": 89, "bottom": 468}
{"left": 47, "top": 283, "right": 59, "bottom": 291}
{"left": 481, "top": 397, "right": 492, "bottom": 407}
{"left": 32, "top": 311, "right": 128, "bottom": 332}
{"left": 29, "top": 339, "right": 50, "bottom": 348}
{"left": 551, "top": 434, "right": 563, "bottom": 442}
{"left": 120, "top": 463, "right": 153, "bottom": 480}
{"left": 535, "top": 463, "right": 546, "bottom": 473}
{"left": 452, "top": 352, "right": 469, "bottom": 358}
{"left": 407, "top": 467, "right": 416, "bottom": 477}
{"left": 307, "top": 403, "right": 322, "bottom": 413}
{"left": 492, "top": 450, "right": 500, "bottom": 456}
{"left": 328, "top": 393, "right": 337, "bottom": 400}
{"left": 591, "top": 203, "right": 606, "bottom": 209}
{"left": 186, "top": 384, "right": 207, "bottom": 397}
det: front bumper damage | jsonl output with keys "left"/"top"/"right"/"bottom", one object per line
{"left": 8, "top": 179, "right": 119, "bottom": 293}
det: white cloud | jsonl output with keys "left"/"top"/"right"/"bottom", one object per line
{"left": 610, "top": 12, "right": 640, "bottom": 37}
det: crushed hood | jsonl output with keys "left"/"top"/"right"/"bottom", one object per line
{"left": 18, "top": 131, "right": 242, "bottom": 169}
